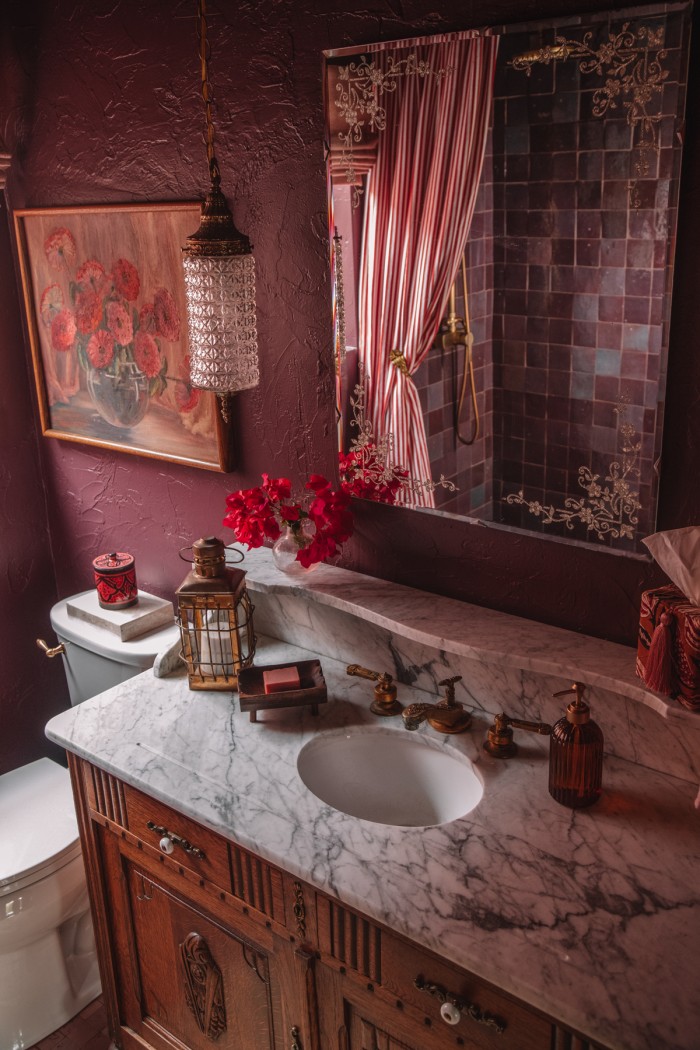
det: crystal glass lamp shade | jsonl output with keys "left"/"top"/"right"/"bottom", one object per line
{"left": 182, "top": 252, "right": 259, "bottom": 393}
{"left": 182, "top": 187, "right": 260, "bottom": 394}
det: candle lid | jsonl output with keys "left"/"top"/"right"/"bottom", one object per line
{"left": 93, "top": 551, "right": 135, "bottom": 574}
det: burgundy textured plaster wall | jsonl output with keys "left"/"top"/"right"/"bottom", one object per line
{"left": 0, "top": 197, "right": 67, "bottom": 775}
{"left": 2, "top": 0, "right": 700, "bottom": 772}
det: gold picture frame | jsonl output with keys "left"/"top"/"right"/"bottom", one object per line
{"left": 14, "top": 202, "right": 234, "bottom": 471}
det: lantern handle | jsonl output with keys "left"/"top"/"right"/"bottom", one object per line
{"left": 177, "top": 544, "right": 245, "bottom": 565}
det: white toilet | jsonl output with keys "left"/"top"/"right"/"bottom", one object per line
{"left": 0, "top": 591, "right": 179, "bottom": 1050}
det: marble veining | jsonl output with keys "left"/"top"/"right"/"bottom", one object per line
{"left": 242, "top": 548, "right": 700, "bottom": 786}
{"left": 239, "top": 547, "right": 692, "bottom": 718}
{"left": 48, "top": 625, "right": 699, "bottom": 1050}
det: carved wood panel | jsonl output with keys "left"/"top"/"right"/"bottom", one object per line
{"left": 180, "top": 932, "right": 227, "bottom": 1041}
{"left": 319, "top": 898, "right": 382, "bottom": 983}
{"left": 354, "top": 1015, "right": 417, "bottom": 1050}
{"left": 122, "top": 861, "right": 276, "bottom": 1049}
{"left": 553, "top": 1030, "right": 604, "bottom": 1050}
{"left": 86, "top": 764, "right": 127, "bottom": 825}
{"left": 230, "top": 841, "right": 286, "bottom": 922}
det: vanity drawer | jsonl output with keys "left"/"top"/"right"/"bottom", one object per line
{"left": 83, "top": 765, "right": 292, "bottom": 932}
{"left": 382, "top": 935, "right": 552, "bottom": 1050}
{"left": 122, "top": 783, "right": 232, "bottom": 891}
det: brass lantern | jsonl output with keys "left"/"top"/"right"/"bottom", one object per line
{"left": 176, "top": 536, "right": 255, "bottom": 690}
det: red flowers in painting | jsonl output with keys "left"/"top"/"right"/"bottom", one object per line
{"left": 223, "top": 473, "right": 354, "bottom": 568}
{"left": 44, "top": 227, "right": 76, "bottom": 271}
{"left": 51, "top": 309, "right": 77, "bottom": 352}
{"left": 106, "top": 300, "right": 134, "bottom": 346}
{"left": 87, "top": 330, "right": 115, "bottom": 369}
{"left": 133, "top": 331, "right": 161, "bottom": 378}
{"left": 174, "top": 382, "right": 201, "bottom": 413}
{"left": 174, "top": 355, "right": 201, "bottom": 414}
{"left": 38, "top": 225, "right": 185, "bottom": 416}
{"left": 76, "top": 259, "right": 107, "bottom": 292}
{"left": 75, "top": 289, "right": 103, "bottom": 335}
{"left": 113, "top": 258, "right": 140, "bottom": 301}
{"left": 40, "top": 284, "right": 64, "bottom": 325}
{"left": 153, "top": 287, "right": 180, "bottom": 341}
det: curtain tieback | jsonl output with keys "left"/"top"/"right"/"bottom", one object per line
{"left": 389, "top": 348, "right": 412, "bottom": 377}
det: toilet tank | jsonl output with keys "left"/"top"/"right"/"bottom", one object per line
{"left": 49, "top": 592, "right": 181, "bottom": 706}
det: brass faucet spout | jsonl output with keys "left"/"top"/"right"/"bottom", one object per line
{"left": 401, "top": 675, "right": 472, "bottom": 735}
{"left": 402, "top": 703, "right": 435, "bottom": 731}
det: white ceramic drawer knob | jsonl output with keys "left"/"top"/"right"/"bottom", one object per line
{"left": 159, "top": 836, "right": 175, "bottom": 855}
{"left": 440, "top": 1001, "right": 461, "bottom": 1025}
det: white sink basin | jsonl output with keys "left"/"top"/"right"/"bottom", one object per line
{"left": 297, "top": 726, "right": 483, "bottom": 827}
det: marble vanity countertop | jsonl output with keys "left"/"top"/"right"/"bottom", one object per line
{"left": 239, "top": 547, "right": 693, "bottom": 722}
{"left": 47, "top": 636, "right": 699, "bottom": 1050}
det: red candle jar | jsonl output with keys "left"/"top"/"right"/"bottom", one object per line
{"left": 93, "top": 552, "right": 138, "bottom": 609}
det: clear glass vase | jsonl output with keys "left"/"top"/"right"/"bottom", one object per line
{"left": 271, "top": 522, "right": 319, "bottom": 576}
{"left": 86, "top": 361, "right": 151, "bottom": 429}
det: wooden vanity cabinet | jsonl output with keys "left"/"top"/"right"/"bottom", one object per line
{"left": 98, "top": 828, "right": 285, "bottom": 1049}
{"left": 71, "top": 760, "right": 315, "bottom": 1050}
{"left": 70, "top": 757, "right": 605, "bottom": 1050}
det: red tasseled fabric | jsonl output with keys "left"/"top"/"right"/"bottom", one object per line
{"left": 644, "top": 611, "right": 674, "bottom": 694}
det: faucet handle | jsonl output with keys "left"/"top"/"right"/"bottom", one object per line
{"left": 483, "top": 712, "right": 552, "bottom": 759}
{"left": 553, "top": 682, "right": 584, "bottom": 700}
{"left": 346, "top": 664, "right": 402, "bottom": 717}
{"left": 438, "top": 675, "right": 462, "bottom": 706}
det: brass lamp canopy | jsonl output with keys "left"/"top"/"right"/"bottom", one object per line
{"left": 184, "top": 186, "right": 252, "bottom": 257}
{"left": 176, "top": 535, "right": 256, "bottom": 690}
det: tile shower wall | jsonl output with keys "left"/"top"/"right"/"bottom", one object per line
{"left": 413, "top": 131, "right": 495, "bottom": 518}
{"left": 491, "top": 7, "right": 688, "bottom": 548}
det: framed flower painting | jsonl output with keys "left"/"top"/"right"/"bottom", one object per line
{"left": 14, "top": 202, "right": 234, "bottom": 471}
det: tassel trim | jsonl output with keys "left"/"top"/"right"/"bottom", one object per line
{"left": 644, "top": 611, "right": 674, "bottom": 695}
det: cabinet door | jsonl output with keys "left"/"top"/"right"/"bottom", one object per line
{"left": 111, "top": 850, "right": 279, "bottom": 1050}
{"left": 318, "top": 963, "right": 473, "bottom": 1050}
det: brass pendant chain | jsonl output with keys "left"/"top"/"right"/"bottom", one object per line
{"left": 198, "top": 0, "right": 221, "bottom": 190}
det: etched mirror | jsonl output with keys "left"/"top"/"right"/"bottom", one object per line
{"left": 324, "top": 3, "right": 691, "bottom": 553}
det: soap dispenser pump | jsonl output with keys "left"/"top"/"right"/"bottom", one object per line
{"left": 548, "top": 683, "right": 603, "bottom": 808}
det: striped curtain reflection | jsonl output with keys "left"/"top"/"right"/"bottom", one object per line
{"left": 358, "top": 32, "right": 498, "bottom": 506}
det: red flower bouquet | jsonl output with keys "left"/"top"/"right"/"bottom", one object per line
{"left": 224, "top": 473, "right": 353, "bottom": 569}
{"left": 339, "top": 443, "right": 408, "bottom": 503}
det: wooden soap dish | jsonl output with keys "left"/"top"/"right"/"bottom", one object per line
{"left": 237, "top": 660, "right": 327, "bottom": 723}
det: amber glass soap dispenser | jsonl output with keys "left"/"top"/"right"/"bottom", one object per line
{"left": 548, "top": 683, "right": 603, "bottom": 808}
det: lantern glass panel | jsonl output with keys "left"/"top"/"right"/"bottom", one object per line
{"left": 178, "top": 590, "right": 255, "bottom": 690}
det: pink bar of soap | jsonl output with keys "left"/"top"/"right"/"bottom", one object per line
{"left": 263, "top": 666, "right": 301, "bottom": 694}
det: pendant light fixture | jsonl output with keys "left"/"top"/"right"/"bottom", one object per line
{"left": 182, "top": 0, "right": 259, "bottom": 420}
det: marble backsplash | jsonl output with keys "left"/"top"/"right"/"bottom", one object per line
{"left": 241, "top": 551, "right": 700, "bottom": 787}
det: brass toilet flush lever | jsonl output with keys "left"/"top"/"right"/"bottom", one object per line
{"left": 483, "top": 712, "right": 552, "bottom": 758}
{"left": 346, "top": 664, "right": 402, "bottom": 716}
{"left": 36, "top": 638, "right": 66, "bottom": 658}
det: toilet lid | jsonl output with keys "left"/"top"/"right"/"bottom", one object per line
{"left": 0, "top": 758, "right": 81, "bottom": 892}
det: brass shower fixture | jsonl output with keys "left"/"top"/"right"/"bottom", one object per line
{"left": 509, "top": 43, "right": 570, "bottom": 72}
{"left": 442, "top": 255, "right": 479, "bottom": 446}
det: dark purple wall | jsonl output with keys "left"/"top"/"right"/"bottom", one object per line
{"left": 2, "top": 0, "right": 699, "bottom": 771}
{"left": 0, "top": 195, "right": 67, "bottom": 774}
